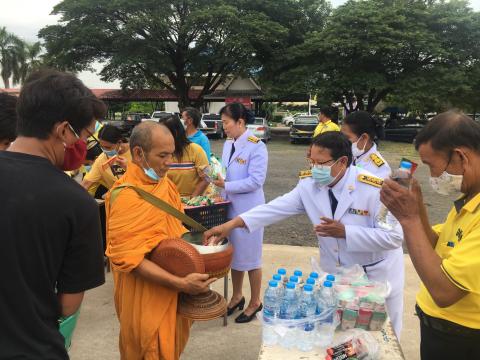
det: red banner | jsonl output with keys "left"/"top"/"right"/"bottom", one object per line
{"left": 225, "top": 97, "right": 252, "bottom": 108}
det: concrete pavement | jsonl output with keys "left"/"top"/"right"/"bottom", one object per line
{"left": 69, "top": 244, "right": 421, "bottom": 360}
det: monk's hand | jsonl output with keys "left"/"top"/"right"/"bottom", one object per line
{"left": 314, "top": 217, "right": 346, "bottom": 238}
{"left": 380, "top": 178, "right": 419, "bottom": 225}
{"left": 203, "top": 217, "right": 245, "bottom": 245}
{"left": 181, "top": 273, "right": 217, "bottom": 295}
{"left": 213, "top": 174, "right": 225, "bottom": 188}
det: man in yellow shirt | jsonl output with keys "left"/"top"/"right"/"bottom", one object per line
{"left": 381, "top": 112, "right": 480, "bottom": 359}
{"left": 313, "top": 106, "right": 340, "bottom": 137}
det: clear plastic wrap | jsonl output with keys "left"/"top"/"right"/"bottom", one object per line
{"left": 325, "top": 329, "right": 379, "bottom": 360}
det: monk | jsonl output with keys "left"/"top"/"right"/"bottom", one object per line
{"left": 105, "top": 121, "right": 215, "bottom": 360}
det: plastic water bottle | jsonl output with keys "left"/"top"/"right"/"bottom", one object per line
{"left": 326, "top": 274, "right": 336, "bottom": 283}
{"left": 277, "top": 268, "right": 287, "bottom": 283}
{"left": 316, "top": 281, "right": 337, "bottom": 347}
{"left": 279, "top": 282, "right": 298, "bottom": 349}
{"left": 289, "top": 275, "right": 301, "bottom": 296}
{"left": 272, "top": 274, "right": 284, "bottom": 297}
{"left": 309, "top": 272, "right": 319, "bottom": 282}
{"left": 377, "top": 161, "right": 412, "bottom": 230}
{"left": 294, "top": 269, "right": 303, "bottom": 283}
{"left": 262, "top": 280, "right": 280, "bottom": 346}
{"left": 297, "top": 285, "right": 317, "bottom": 352}
{"left": 306, "top": 277, "right": 316, "bottom": 287}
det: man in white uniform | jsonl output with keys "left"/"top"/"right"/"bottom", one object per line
{"left": 205, "top": 132, "right": 405, "bottom": 337}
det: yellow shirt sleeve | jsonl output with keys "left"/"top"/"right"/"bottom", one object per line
{"left": 313, "top": 124, "right": 322, "bottom": 137}
{"left": 441, "top": 224, "right": 480, "bottom": 294}
{"left": 330, "top": 122, "right": 340, "bottom": 131}
{"left": 432, "top": 223, "right": 444, "bottom": 237}
{"left": 193, "top": 143, "right": 209, "bottom": 171}
{"left": 84, "top": 155, "right": 104, "bottom": 185}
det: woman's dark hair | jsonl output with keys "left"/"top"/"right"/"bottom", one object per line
{"left": 159, "top": 116, "right": 191, "bottom": 159}
{"left": 415, "top": 111, "right": 480, "bottom": 154}
{"left": 312, "top": 131, "right": 353, "bottom": 166}
{"left": 219, "top": 102, "right": 255, "bottom": 125}
{"left": 0, "top": 93, "right": 17, "bottom": 142}
{"left": 17, "top": 69, "right": 106, "bottom": 139}
{"left": 98, "top": 124, "right": 123, "bottom": 144}
{"left": 344, "top": 110, "right": 383, "bottom": 142}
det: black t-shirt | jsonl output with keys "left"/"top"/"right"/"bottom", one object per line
{"left": 0, "top": 151, "right": 105, "bottom": 359}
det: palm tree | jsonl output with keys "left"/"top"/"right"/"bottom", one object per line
{"left": 0, "top": 27, "right": 23, "bottom": 88}
{"left": 16, "top": 41, "right": 43, "bottom": 84}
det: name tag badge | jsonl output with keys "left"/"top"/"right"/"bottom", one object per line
{"left": 447, "top": 241, "right": 455, "bottom": 248}
{"left": 236, "top": 158, "right": 247, "bottom": 165}
{"left": 348, "top": 208, "right": 369, "bottom": 216}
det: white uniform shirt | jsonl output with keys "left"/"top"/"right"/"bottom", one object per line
{"left": 354, "top": 143, "right": 391, "bottom": 179}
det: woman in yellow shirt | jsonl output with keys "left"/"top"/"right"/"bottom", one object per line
{"left": 81, "top": 125, "right": 131, "bottom": 196}
{"left": 159, "top": 117, "right": 209, "bottom": 197}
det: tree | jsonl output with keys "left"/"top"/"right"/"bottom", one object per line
{"left": 17, "top": 41, "right": 43, "bottom": 84}
{"left": 39, "top": 0, "right": 307, "bottom": 108}
{"left": 271, "top": 0, "right": 480, "bottom": 113}
{"left": 0, "top": 27, "right": 24, "bottom": 88}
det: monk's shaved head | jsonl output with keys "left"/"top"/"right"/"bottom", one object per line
{"left": 130, "top": 121, "right": 171, "bottom": 154}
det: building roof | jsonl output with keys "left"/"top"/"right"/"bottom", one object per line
{"left": 91, "top": 89, "right": 202, "bottom": 101}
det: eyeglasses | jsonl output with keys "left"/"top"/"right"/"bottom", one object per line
{"left": 308, "top": 158, "right": 336, "bottom": 167}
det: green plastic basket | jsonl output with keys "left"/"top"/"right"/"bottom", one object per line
{"left": 59, "top": 311, "right": 80, "bottom": 350}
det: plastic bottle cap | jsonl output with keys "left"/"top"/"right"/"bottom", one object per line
{"left": 306, "top": 278, "right": 315, "bottom": 285}
{"left": 309, "top": 272, "right": 319, "bottom": 279}
{"left": 286, "top": 282, "right": 296, "bottom": 289}
{"left": 272, "top": 274, "right": 282, "bottom": 281}
{"left": 289, "top": 275, "right": 299, "bottom": 283}
{"left": 326, "top": 274, "right": 336, "bottom": 282}
{"left": 294, "top": 270, "right": 302, "bottom": 276}
{"left": 323, "top": 280, "right": 333, "bottom": 287}
{"left": 400, "top": 161, "right": 412, "bottom": 170}
{"left": 277, "top": 268, "right": 287, "bottom": 275}
{"left": 303, "top": 284, "right": 313, "bottom": 292}
{"left": 268, "top": 280, "right": 278, "bottom": 288}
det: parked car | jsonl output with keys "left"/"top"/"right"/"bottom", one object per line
{"left": 200, "top": 113, "right": 224, "bottom": 138}
{"left": 151, "top": 111, "right": 177, "bottom": 121}
{"left": 289, "top": 115, "right": 319, "bottom": 144}
{"left": 247, "top": 117, "right": 271, "bottom": 142}
{"left": 384, "top": 117, "right": 428, "bottom": 143}
{"left": 282, "top": 113, "right": 309, "bottom": 127}
{"left": 102, "top": 119, "right": 140, "bottom": 138}
{"left": 122, "top": 112, "right": 151, "bottom": 122}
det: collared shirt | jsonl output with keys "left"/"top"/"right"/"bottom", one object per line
{"left": 416, "top": 193, "right": 480, "bottom": 329}
{"left": 329, "top": 167, "right": 349, "bottom": 200}
{"left": 354, "top": 143, "right": 391, "bottom": 180}
{"left": 313, "top": 119, "right": 340, "bottom": 137}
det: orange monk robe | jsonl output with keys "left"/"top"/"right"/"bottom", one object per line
{"left": 105, "top": 162, "right": 192, "bottom": 360}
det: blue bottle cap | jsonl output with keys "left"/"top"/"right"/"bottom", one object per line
{"left": 294, "top": 270, "right": 303, "bottom": 277}
{"left": 272, "top": 274, "right": 282, "bottom": 281}
{"left": 326, "top": 274, "right": 336, "bottom": 282}
{"left": 309, "top": 272, "right": 319, "bottom": 279}
{"left": 400, "top": 161, "right": 412, "bottom": 170}
{"left": 289, "top": 275, "right": 299, "bottom": 283}
{"left": 306, "top": 278, "right": 315, "bottom": 285}
{"left": 323, "top": 280, "right": 333, "bottom": 287}
{"left": 303, "top": 285, "right": 313, "bottom": 292}
{"left": 277, "top": 268, "right": 287, "bottom": 275}
{"left": 269, "top": 280, "right": 278, "bottom": 288}
{"left": 286, "top": 282, "right": 296, "bottom": 289}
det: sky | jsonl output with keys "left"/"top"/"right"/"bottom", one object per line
{"left": 1, "top": 0, "right": 480, "bottom": 88}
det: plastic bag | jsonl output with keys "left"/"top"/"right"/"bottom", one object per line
{"left": 325, "top": 329, "right": 379, "bottom": 360}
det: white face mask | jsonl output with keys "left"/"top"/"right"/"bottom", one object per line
{"left": 351, "top": 136, "right": 367, "bottom": 158}
{"left": 429, "top": 171, "right": 463, "bottom": 196}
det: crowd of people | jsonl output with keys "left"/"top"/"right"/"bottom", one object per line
{"left": 1, "top": 69, "right": 479, "bottom": 360}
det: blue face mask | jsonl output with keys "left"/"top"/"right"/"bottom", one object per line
{"left": 311, "top": 159, "right": 340, "bottom": 186}
{"left": 84, "top": 165, "right": 92, "bottom": 172}
{"left": 142, "top": 150, "right": 160, "bottom": 182}
{"left": 103, "top": 149, "right": 118, "bottom": 157}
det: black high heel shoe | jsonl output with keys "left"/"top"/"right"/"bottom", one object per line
{"left": 227, "top": 297, "right": 245, "bottom": 316}
{"left": 235, "top": 303, "right": 263, "bottom": 324}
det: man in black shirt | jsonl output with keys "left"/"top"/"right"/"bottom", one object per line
{"left": 0, "top": 70, "right": 106, "bottom": 359}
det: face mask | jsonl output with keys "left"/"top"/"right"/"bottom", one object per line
{"left": 61, "top": 124, "right": 87, "bottom": 171}
{"left": 103, "top": 149, "right": 118, "bottom": 157}
{"left": 84, "top": 165, "right": 92, "bottom": 172}
{"left": 181, "top": 119, "right": 187, "bottom": 129}
{"left": 142, "top": 150, "right": 160, "bottom": 182}
{"left": 352, "top": 136, "right": 366, "bottom": 158}
{"left": 311, "top": 159, "right": 340, "bottom": 186}
{"left": 429, "top": 171, "right": 463, "bottom": 196}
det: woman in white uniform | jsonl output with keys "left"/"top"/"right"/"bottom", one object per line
{"left": 341, "top": 111, "right": 391, "bottom": 179}
{"left": 342, "top": 111, "right": 404, "bottom": 337}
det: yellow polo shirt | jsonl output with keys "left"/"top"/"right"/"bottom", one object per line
{"left": 416, "top": 193, "right": 480, "bottom": 328}
{"left": 313, "top": 119, "right": 340, "bottom": 137}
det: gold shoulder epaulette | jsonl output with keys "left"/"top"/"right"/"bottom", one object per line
{"left": 248, "top": 136, "right": 260, "bottom": 143}
{"left": 370, "top": 153, "right": 385, "bottom": 167}
{"left": 358, "top": 174, "right": 383, "bottom": 188}
{"left": 299, "top": 170, "right": 312, "bottom": 179}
